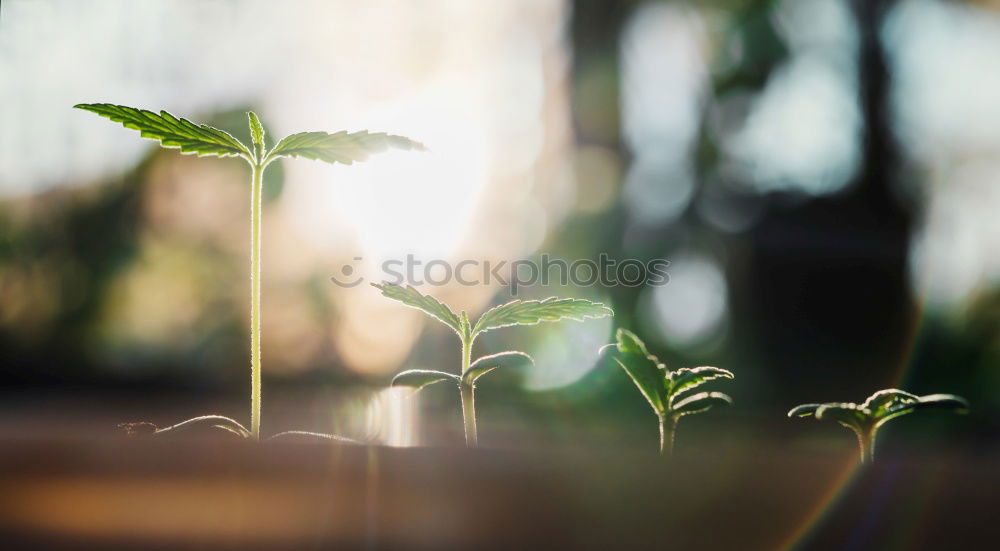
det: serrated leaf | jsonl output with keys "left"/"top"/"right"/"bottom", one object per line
{"left": 787, "top": 403, "right": 821, "bottom": 418}
{"left": 815, "top": 403, "right": 869, "bottom": 430}
{"left": 603, "top": 329, "right": 667, "bottom": 414}
{"left": 266, "top": 130, "right": 425, "bottom": 166}
{"left": 391, "top": 369, "right": 460, "bottom": 390}
{"left": 671, "top": 391, "right": 733, "bottom": 419}
{"left": 372, "top": 283, "right": 463, "bottom": 336}
{"left": 463, "top": 351, "right": 533, "bottom": 385}
{"left": 668, "top": 366, "right": 734, "bottom": 404}
{"left": 248, "top": 111, "right": 265, "bottom": 158}
{"left": 472, "top": 297, "right": 613, "bottom": 337}
{"left": 75, "top": 103, "right": 251, "bottom": 159}
{"left": 613, "top": 328, "right": 665, "bottom": 369}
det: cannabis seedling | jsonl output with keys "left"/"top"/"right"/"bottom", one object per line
{"left": 76, "top": 103, "right": 423, "bottom": 440}
{"left": 601, "top": 328, "right": 734, "bottom": 455}
{"left": 373, "top": 282, "right": 613, "bottom": 447}
{"left": 788, "top": 389, "right": 969, "bottom": 463}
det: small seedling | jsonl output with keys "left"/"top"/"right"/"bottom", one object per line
{"left": 373, "top": 282, "right": 613, "bottom": 447}
{"left": 788, "top": 389, "right": 969, "bottom": 463}
{"left": 77, "top": 103, "right": 423, "bottom": 440}
{"left": 601, "top": 328, "right": 734, "bottom": 455}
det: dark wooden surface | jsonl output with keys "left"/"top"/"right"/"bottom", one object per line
{"left": 0, "top": 435, "right": 995, "bottom": 550}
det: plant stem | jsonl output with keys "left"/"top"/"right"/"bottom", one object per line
{"left": 250, "top": 163, "right": 264, "bottom": 440}
{"left": 659, "top": 415, "right": 675, "bottom": 456}
{"left": 461, "top": 383, "right": 477, "bottom": 447}
{"left": 858, "top": 427, "right": 876, "bottom": 464}
{"left": 459, "top": 337, "right": 477, "bottom": 447}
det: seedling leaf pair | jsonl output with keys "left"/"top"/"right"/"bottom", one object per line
{"left": 602, "top": 328, "right": 734, "bottom": 455}
{"left": 374, "top": 282, "right": 613, "bottom": 446}
{"left": 393, "top": 351, "right": 535, "bottom": 390}
{"left": 788, "top": 389, "right": 969, "bottom": 463}
{"left": 74, "top": 103, "right": 426, "bottom": 168}
{"left": 77, "top": 103, "right": 423, "bottom": 440}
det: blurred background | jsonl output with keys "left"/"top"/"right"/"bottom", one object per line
{"left": 0, "top": 0, "right": 997, "bottom": 454}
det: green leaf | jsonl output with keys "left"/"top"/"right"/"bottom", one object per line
{"left": 372, "top": 283, "right": 463, "bottom": 336}
{"left": 266, "top": 130, "right": 425, "bottom": 166}
{"left": 915, "top": 393, "right": 969, "bottom": 412}
{"left": 877, "top": 393, "right": 969, "bottom": 425}
{"left": 463, "top": 351, "right": 533, "bottom": 385}
{"left": 787, "top": 403, "right": 821, "bottom": 418}
{"left": 75, "top": 103, "right": 251, "bottom": 159}
{"left": 248, "top": 111, "right": 266, "bottom": 158}
{"left": 472, "top": 297, "right": 613, "bottom": 337}
{"left": 212, "top": 423, "right": 251, "bottom": 438}
{"left": 668, "top": 366, "right": 734, "bottom": 403}
{"left": 602, "top": 329, "right": 667, "bottom": 414}
{"left": 391, "top": 369, "right": 460, "bottom": 390}
{"left": 862, "top": 389, "right": 919, "bottom": 417}
{"left": 814, "top": 403, "right": 869, "bottom": 430}
{"left": 613, "top": 327, "right": 664, "bottom": 368}
{"left": 671, "top": 391, "right": 733, "bottom": 418}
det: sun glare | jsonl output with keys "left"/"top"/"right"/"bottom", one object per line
{"left": 282, "top": 87, "right": 490, "bottom": 264}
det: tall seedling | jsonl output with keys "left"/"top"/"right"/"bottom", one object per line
{"left": 77, "top": 103, "right": 423, "bottom": 440}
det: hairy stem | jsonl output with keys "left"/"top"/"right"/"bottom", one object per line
{"left": 250, "top": 163, "right": 264, "bottom": 440}
{"left": 459, "top": 337, "right": 477, "bottom": 447}
{"left": 461, "top": 383, "right": 477, "bottom": 447}
{"left": 659, "top": 415, "right": 675, "bottom": 456}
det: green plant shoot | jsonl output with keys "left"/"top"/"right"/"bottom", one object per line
{"left": 373, "top": 282, "right": 613, "bottom": 447}
{"left": 601, "top": 328, "right": 734, "bottom": 455}
{"left": 788, "top": 389, "right": 969, "bottom": 463}
{"left": 76, "top": 103, "right": 424, "bottom": 440}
